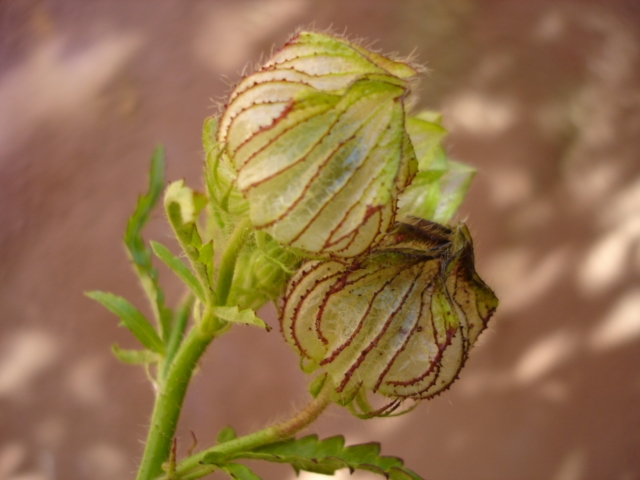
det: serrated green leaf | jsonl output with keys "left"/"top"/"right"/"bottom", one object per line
{"left": 150, "top": 241, "right": 205, "bottom": 302}
{"left": 217, "top": 426, "right": 237, "bottom": 444}
{"left": 123, "top": 147, "right": 172, "bottom": 341}
{"left": 222, "top": 463, "right": 262, "bottom": 480}
{"left": 211, "top": 306, "right": 270, "bottom": 331}
{"left": 111, "top": 345, "right": 160, "bottom": 365}
{"left": 86, "top": 291, "right": 164, "bottom": 354}
{"left": 203, "top": 435, "right": 423, "bottom": 479}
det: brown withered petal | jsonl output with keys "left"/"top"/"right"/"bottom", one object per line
{"left": 280, "top": 218, "right": 498, "bottom": 408}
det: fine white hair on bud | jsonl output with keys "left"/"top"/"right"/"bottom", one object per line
{"left": 216, "top": 31, "right": 419, "bottom": 257}
{"left": 280, "top": 218, "right": 498, "bottom": 415}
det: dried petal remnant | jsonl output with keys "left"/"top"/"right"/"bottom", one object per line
{"left": 280, "top": 219, "right": 498, "bottom": 410}
{"left": 217, "top": 32, "right": 419, "bottom": 257}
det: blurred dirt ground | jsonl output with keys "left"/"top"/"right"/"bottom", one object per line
{"left": 1, "top": 1, "right": 640, "bottom": 479}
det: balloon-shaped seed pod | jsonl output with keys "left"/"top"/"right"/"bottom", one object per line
{"left": 280, "top": 218, "right": 498, "bottom": 412}
{"left": 216, "top": 31, "right": 419, "bottom": 257}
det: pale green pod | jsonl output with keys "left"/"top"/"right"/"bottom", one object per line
{"left": 217, "top": 31, "right": 419, "bottom": 257}
{"left": 280, "top": 218, "right": 498, "bottom": 413}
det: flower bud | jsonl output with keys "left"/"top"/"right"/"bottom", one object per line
{"left": 280, "top": 218, "right": 498, "bottom": 414}
{"left": 217, "top": 31, "right": 419, "bottom": 257}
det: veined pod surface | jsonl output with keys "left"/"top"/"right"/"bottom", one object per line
{"left": 217, "top": 31, "right": 419, "bottom": 257}
{"left": 280, "top": 218, "right": 498, "bottom": 412}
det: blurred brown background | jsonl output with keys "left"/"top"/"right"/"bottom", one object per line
{"left": 1, "top": 1, "right": 639, "bottom": 479}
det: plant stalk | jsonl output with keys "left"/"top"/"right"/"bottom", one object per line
{"left": 135, "top": 219, "right": 252, "bottom": 480}
{"left": 167, "top": 383, "right": 333, "bottom": 480}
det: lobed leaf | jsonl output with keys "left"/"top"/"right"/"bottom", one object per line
{"left": 123, "top": 147, "right": 172, "bottom": 341}
{"left": 203, "top": 435, "right": 422, "bottom": 479}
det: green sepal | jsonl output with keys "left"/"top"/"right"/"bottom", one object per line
{"left": 227, "top": 232, "right": 302, "bottom": 311}
{"left": 164, "top": 181, "right": 213, "bottom": 295}
{"left": 399, "top": 114, "right": 475, "bottom": 224}
{"left": 221, "top": 463, "right": 261, "bottom": 480}
{"left": 86, "top": 291, "right": 164, "bottom": 354}
{"left": 111, "top": 345, "right": 160, "bottom": 365}
{"left": 203, "top": 118, "right": 249, "bottom": 236}
{"left": 203, "top": 435, "right": 423, "bottom": 479}
{"left": 211, "top": 306, "right": 270, "bottom": 331}
{"left": 405, "top": 116, "right": 447, "bottom": 172}
{"left": 150, "top": 241, "right": 206, "bottom": 303}
{"left": 198, "top": 241, "right": 214, "bottom": 265}
{"left": 431, "top": 160, "right": 475, "bottom": 224}
{"left": 216, "top": 426, "right": 237, "bottom": 444}
{"left": 123, "top": 146, "right": 172, "bottom": 342}
{"left": 307, "top": 374, "right": 328, "bottom": 398}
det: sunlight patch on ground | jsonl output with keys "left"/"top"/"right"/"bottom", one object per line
{"left": 445, "top": 92, "right": 517, "bottom": 135}
{"left": 0, "top": 330, "right": 59, "bottom": 398}
{"left": 193, "top": 0, "right": 306, "bottom": 75}
{"left": 296, "top": 469, "right": 374, "bottom": 480}
{"left": 65, "top": 355, "right": 108, "bottom": 406}
{"left": 579, "top": 178, "right": 640, "bottom": 293}
{"left": 485, "top": 247, "right": 569, "bottom": 315}
{"left": 0, "top": 443, "right": 27, "bottom": 480}
{"left": 589, "top": 289, "right": 640, "bottom": 351}
{"left": 533, "top": 10, "right": 566, "bottom": 42}
{"left": 514, "top": 330, "right": 578, "bottom": 384}
{"left": 485, "top": 167, "right": 534, "bottom": 208}
{"left": 552, "top": 448, "right": 586, "bottom": 480}
{"left": 78, "top": 443, "right": 127, "bottom": 480}
{"left": 579, "top": 217, "right": 640, "bottom": 293}
{"left": 0, "top": 32, "right": 143, "bottom": 159}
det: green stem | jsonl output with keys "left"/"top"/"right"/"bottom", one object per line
{"left": 136, "top": 327, "right": 213, "bottom": 480}
{"left": 135, "top": 219, "right": 252, "bottom": 480}
{"left": 214, "top": 218, "right": 251, "bottom": 307}
{"left": 167, "top": 383, "right": 333, "bottom": 480}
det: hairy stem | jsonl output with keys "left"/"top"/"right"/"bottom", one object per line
{"left": 135, "top": 219, "right": 252, "bottom": 480}
{"left": 135, "top": 328, "right": 213, "bottom": 480}
{"left": 166, "top": 383, "right": 333, "bottom": 480}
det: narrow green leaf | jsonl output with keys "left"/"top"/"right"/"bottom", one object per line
{"left": 123, "top": 147, "right": 172, "bottom": 341}
{"left": 216, "top": 426, "right": 237, "bottom": 444}
{"left": 161, "top": 294, "right": 193, "bottom": 381}
{"left": 86, "top": 291, "right": 164, "bottom": 354}
{"left": 111, "top": 345, "right": 160, "bottom": 365}
{"left": 211, "top": 306, "right": 270, "bottom": 331}
{"left": 150, "top": 241, "right": 206, "bottom": 302}
{"left": 222, "top": 463, "right": 262, "bottom": 480}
